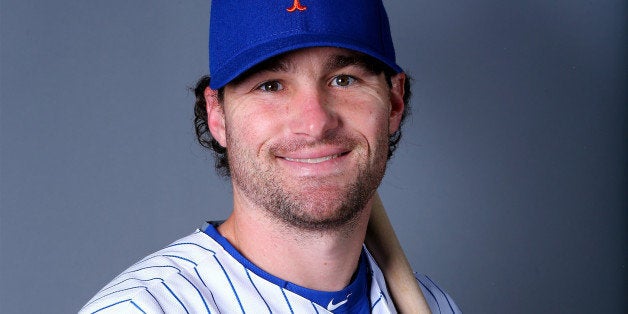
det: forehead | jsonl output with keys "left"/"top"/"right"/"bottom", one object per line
{"left": 258, "top": 47, "right": 365, "bottom": 70}
{"left": 227, "top": 47, "right": 381, "bottom": 85}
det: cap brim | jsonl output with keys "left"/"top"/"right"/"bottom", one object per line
{"left": 209, "top": 34, "right": 403, "bottom": 89}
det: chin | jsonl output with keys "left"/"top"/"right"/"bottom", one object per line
{"left": 270, "top": 187, "right": 372, "bottom": 232}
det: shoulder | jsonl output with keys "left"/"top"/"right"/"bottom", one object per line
{"left": 415, "top": 273, "right": 462, "bottom": 314}
{"left": 79, "top": 230, "right": 220, "bottom": 314}
{"left": 363, "top": 247, "right": 462, "bottom": 313}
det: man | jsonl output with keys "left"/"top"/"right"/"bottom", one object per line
{"left": 80, "top": 0, "right": 460, "bottom": 313}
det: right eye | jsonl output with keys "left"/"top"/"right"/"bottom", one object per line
{"left": 330, "top": 74, "right": 357, "bottom": 87}
{"left": 257, "top": 81, "right": 283, "bottom": 92}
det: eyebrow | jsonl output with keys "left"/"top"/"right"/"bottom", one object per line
{"left": 324, "top": 53, "right": 376, "bottom": 73}
{"left": 228, "top": 55, "right": 289, "bottom": 86}
{"left": 257, "top": 52, "right": 375, "bottom": 74}
{"left": 258, "top": 56, "right": 290, "bottom": 73}
{"left": 230, "top": 51, "right": 380, "bottom": 86}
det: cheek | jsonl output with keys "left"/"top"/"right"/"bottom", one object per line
{"left": 339, "top": 87, "right": 390, "bottom": 124}
{"left": 355, "top": 96, "right": 392, "bottom": 148}
{"left": 225, "top": 108, "right": 280, "bottom": 152}
{"left": 341, "top": 97, "right": 390, "bottom": 136}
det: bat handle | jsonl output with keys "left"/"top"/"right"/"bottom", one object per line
{"left": 365, "top": 192, "right": 432, "bottom": 313}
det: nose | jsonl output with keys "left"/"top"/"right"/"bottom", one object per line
{"left": 288, "top": 87, "right": 339, "bottom": 138}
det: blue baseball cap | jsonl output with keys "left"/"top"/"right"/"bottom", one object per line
{"left": 208, "top": 0, "right": 403, "bottom": 89}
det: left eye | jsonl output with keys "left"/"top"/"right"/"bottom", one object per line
{"left": 257, "top": 81, "right": 283, "bottom": 92}
{"left": 331, "top": 75, "right": 356, "bottom": 87}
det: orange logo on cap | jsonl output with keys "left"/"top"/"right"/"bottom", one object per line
{"left": 287, "top": 0, "right": 307, "bottom": 12}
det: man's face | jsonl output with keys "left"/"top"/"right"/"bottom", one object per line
{"left": 208, "top": 47, "right": 405, "bottom": 231}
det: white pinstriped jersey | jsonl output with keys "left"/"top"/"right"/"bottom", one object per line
{"left": 80, "top": 224, "right": 461, "bottom": 313}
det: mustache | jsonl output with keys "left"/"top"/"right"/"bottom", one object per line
{"left": 268, "top": 132, "right": 358, "bottom": 153}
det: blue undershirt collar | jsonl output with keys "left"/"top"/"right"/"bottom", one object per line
{"left": 202, "top": 222, "right": 371, "bottom": 313}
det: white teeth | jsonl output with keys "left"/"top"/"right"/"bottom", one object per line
{"left": 284, "top": 154, "right": 340, "bottom": 164}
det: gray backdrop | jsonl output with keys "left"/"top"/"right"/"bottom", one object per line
{"left": 1, "top": 0, "right": 626, "bottom": 313}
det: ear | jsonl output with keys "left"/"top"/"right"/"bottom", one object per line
{"left": 388, "top": 73, "right": 406, "bottom": 135}
{"left": 205, "top": 87, "right": 227, "bottom": 147}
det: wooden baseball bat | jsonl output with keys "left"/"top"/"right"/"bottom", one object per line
{"left": 365, "top": 192, "right": 432, "bottom": 313}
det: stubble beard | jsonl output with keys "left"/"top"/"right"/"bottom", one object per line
{"left": 227, "top": 132, "right": 389, "bottom": 232}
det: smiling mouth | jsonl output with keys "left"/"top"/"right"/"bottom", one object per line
{"left": 282, "top": 153, "right": 345, "bottom": 164}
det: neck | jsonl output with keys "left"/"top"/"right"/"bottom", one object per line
{"left": 218, "top": 190, "right": 372, "bottom": 292}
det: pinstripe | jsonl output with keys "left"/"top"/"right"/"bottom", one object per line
{"left": 424, "top": 275, "right": 456, "bottom": 313}
{"left": 130, "top": 300, "right": 147, "bottom": 313}
{"left": 93, "top": 263, "right": 201, "bottom": 314}
{"left": 380, "top": 292, "right": 389, "bottom": 303}
{"left": 371, "top": 293, "right": 383, "bottom": 310}
{"left": 91, "top": 298, "right": 132, "bottom": 313}
{"left": 213, "top": 254, "right": 246, "bottom": 314}
{"left": 99, "top": 277, "right": 162, "bottom": 293}
{"left": 177, "top": 273, "right": 211, "bottom": 313}
{"left": 80, "top": 229, "right": 460, "bottom": 314}
{"left": 162, "top": 254, "right": 198, "bottom": 266}
{"left": 245, "top": 269, "right": 273, "bottom": 313}
{"left": 144, "top": 287, "right": 166, "bottom": 313}
{"left": 166, "top": 241, "right": 217, "bottom": 253}
{"left": 99, "top": 264, "right": 198, "bottom": 304}
{"left": 280, "top": 288, "right": 295, "bottom": 314}
{"left": 84, "top": 279, "right": 163, "bottom": 309}
{"left": 144, "top": 254, "right": 211, "bottom": 312}
{"left": 86, "top": 285, "right": 147, "bottom": 307}
{"left": 162, "top": 282, "right": 189, "bottom": 314}
{"left": 208, "top": 290, "right": 222, "bottom": 314}
{"left": 195, "top": 267, "right": 209, "bottom": 288}
{"left": 120, "top": 264, "right": 182, "bottom": 278}
{"left": 85, "top": 283, "right": 166, "bottom": 313}
{"left": 417, "top": 277, "right": 441, "bottom": 312}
